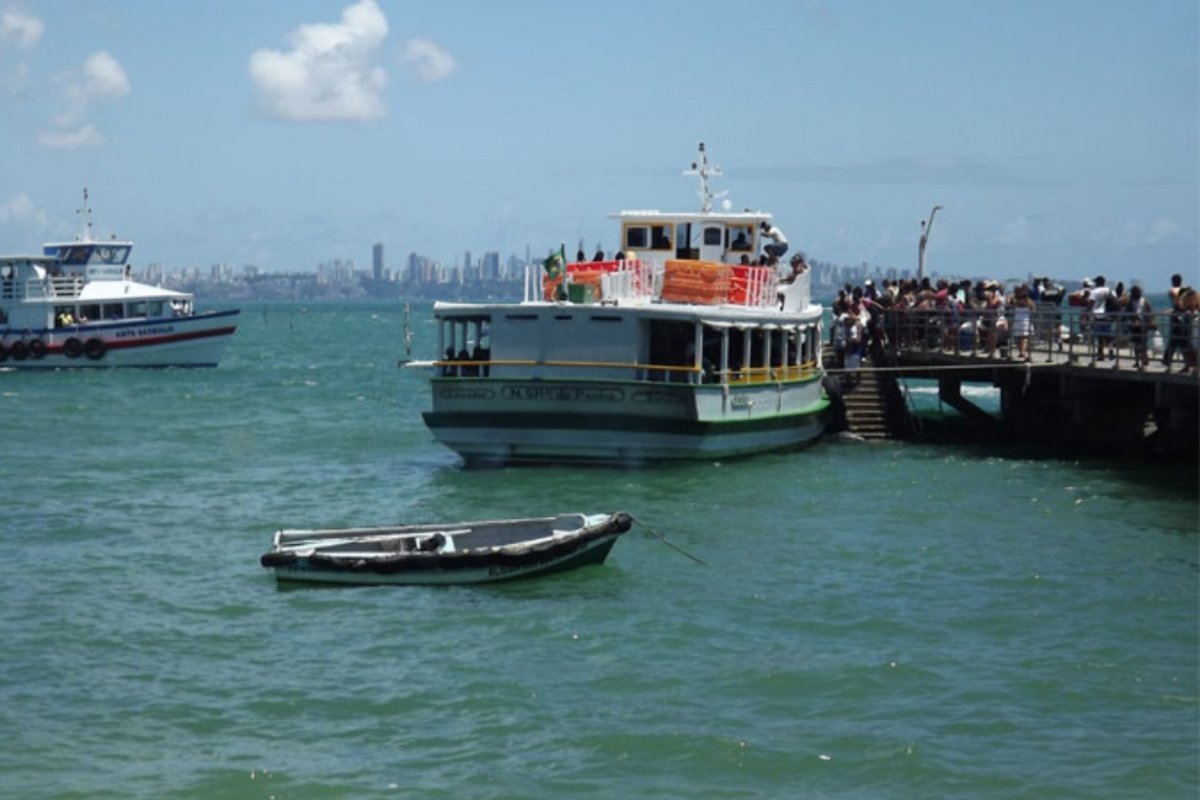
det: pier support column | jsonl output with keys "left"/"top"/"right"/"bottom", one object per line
{"left": 937, "top": 376, "right": 996, "bottom": 425}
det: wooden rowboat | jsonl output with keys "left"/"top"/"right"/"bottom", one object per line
{"left": 260, "top": 512, "right": 633, "bottom": 586}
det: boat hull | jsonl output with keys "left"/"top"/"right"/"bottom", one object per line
{"left": 423, "top": 377, "right": 829, "bottom": 465}
{"left": 0, "top": 310, "right": 239, "bottom": 369}
{"left": 261, "top": 512, "right": 633, "bottom": 586}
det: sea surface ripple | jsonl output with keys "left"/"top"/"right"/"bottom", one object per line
{"left": 1, "top": 302, "right": 1196, "bottom": 799}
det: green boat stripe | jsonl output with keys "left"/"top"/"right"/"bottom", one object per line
{"left": 423, "top": 408, "right": 828, "bottom": 436}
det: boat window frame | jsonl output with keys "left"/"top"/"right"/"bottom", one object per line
{"left": 650, "top": 223, "right": 673, "bottom": 251}
{"left": 624, "top": 225, "right": 649, "bottom": 250}
{"left": 727, "top": 224, "right": 755, "bottom": 253}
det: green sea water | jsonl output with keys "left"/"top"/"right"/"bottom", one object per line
{"left": 1, "top": 302, "right": 1197, "bottom": 800}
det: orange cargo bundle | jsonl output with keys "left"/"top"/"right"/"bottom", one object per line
{"left": 661, "top": 259, "right": 732, "bottom": 305}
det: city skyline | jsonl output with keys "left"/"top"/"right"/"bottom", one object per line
{"left": 0, "top": 1, "right": 1195, "bottom": 288}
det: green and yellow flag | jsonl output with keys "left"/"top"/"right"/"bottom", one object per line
{"left": 542, "top": 244, "right": 566, "bottom": 279}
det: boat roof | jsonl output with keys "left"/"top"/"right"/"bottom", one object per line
{"left": 611, "top": 209, "right": 772, "bottom": 224}
{"left": 43, "top": 238, "right": 134, "bottom": 248}
{"left": 0, "top": 254, "right": 60, "bottom": 265}
{"left": 78, "top": 280, "right": 189, "bottom": 301}
{"left": 432, "top": 298, "right": 819, "bottom": 325}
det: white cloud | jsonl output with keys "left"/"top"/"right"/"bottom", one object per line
{"left": 249, "top": 0, "right": 390, "bottom": 122}
{"left": 1, "top": 59, "right": 27, "bottom": 93}
{"left": 0, "top": 192, "right": 48, "bottom": 227}
{"left": 38, "top": 123, "right": 104, "bottom": 149}
{"left": 403, "top": 37, "right": 455, "bottom": 83}
{"left": 38, "top": 51, "right": 129, "bottom": 149}
{"left": 1146, "top": 217, "right": 1181, "bottom": 245}
{"left": 0, "top": 6, "right": 44, "bottom": 49}
{"left": 993, "top": 215, "right": 1030, "bottom": 245}
{"left": 74, "top": 50, "right": 130, "bottom": 102}
{"left": 1097, "top": 216, "right": 1187, "bottom": 248}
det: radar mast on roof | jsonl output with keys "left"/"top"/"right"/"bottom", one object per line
{"left": 76, "top": 187, "right": 93, "bottom": 243}
{"left": 683, "top": 142, "right": 727, "bottom": 213}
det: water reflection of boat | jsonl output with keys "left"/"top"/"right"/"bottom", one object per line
{"left": 0, "top": 189, "right": 238, "bottom": 368}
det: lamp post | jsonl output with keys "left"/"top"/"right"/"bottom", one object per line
{"left": 917, "top": 204, "right": 943, "bottom": 283}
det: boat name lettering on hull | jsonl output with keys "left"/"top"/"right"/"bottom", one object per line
{"left": 114, "top": 325, "right": 175, "bottom": 339}
{"left": 501, "top": 385, "right": 625, "bottom": 403}
{"left": 630, "top": 389, "right": 689, "bottom": 407}
{"left": 437, "top": 387, "right": 497, "bottom": 401}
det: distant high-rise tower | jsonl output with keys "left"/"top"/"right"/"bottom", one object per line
{"left": 372, "top": 243, "right": 384, "bottom": 281}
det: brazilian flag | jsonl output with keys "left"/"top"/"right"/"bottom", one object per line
{"left": 542, "top": 245, "right": 566, "bottom": 279}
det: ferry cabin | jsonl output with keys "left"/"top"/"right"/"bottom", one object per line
{"left": 0, "top": 254, "right": 193, "bottom": 332}
{"left": 614, "top": 209, "right": 768, "bottom": 264}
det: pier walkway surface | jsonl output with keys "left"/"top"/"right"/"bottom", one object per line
{"left": 839, "top": 306, "right": 1199, "bottom": 459}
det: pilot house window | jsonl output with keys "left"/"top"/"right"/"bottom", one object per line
{"left": 729, "top": 225, "right": 754, "bottom": 251}
{"left": 650, "top": 224, "right": 673, "bottom": 250}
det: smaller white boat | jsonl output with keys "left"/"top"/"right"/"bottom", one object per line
{"left": 260, "top": 512, "right": 633, "bottom": 586}
{"left": 0, "top": 189, "right": 238, "bottom": 369}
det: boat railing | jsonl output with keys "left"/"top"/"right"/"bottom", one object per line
{"left": 1, "top": 275, "right": 85, "bottom": 301}
{"left": 46, "top": 275, "right": 85, "bottom": 299}
{"left": 521, "top": 258, "right": 814, "bottom": 311}
{"left": 433, "top": 356, "right": 821, "bottom": 385}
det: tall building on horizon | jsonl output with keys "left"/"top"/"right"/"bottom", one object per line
{"left": 372, "top": 242, "right": 384, "bottom": 281}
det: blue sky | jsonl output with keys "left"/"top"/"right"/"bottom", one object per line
{"left": 0, "top": 0, "right": 1195, "bottom": 287}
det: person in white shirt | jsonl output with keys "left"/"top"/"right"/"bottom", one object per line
{"left": 760, "top": 221, "right": 788, "bottom": 260}
{"left": 1087, "top": 275, "right": 1114, "bottom": 361}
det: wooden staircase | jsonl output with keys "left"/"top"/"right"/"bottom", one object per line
{"left": 824, "top": 346, "right": 913, "bottom": 441}
{"left": 841, "top": 368, "right": 894, "bottom": 440}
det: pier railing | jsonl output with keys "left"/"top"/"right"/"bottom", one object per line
{"left": 880, "top": 305, "right": 1193, "bottom": 370}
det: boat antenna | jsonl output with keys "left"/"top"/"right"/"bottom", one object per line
{"left": 917, "top": 204, "right": 943, "bottom": 282}
{"left": 683, "top": 141, "right": 726, "bottom": 213}
{"left": 76, "top": 186, "right": 93, "bottom": 242}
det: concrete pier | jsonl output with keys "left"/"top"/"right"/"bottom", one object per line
{"left": 879, "top": 317, "right": 1199, "bottom": 459}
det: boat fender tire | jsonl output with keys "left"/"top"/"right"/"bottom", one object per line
{"left": 63, "top": 338, "right": 83, "bottom": 358}
{"left": 83, "top": 338, "right": 106, "bottom": 360}
{"left": 8, "top": 340, "right": 27, "bottom": 361}
{"left": 28, "top": 339, "right": 46, "bottom": 359}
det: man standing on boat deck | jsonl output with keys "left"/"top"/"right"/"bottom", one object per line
{"left": 760, "top": 221, "right": 788, "bottom": 260}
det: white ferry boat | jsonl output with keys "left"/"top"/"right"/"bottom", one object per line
{"left": 409, "top": 145, "right": 829, "bottom": 466}
{"left": 0, "top": 190, "right": 239, "bottom": 368}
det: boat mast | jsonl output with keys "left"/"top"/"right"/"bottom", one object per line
{"left": 683, "top": 141, "right": 724, "bottom": 213}
{"left": 76, "top": 187, "right": 93, "bottom": 243}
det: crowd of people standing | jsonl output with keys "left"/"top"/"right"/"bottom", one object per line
{"left": 828, "top": 273, "right": 1198, "bottom": 373}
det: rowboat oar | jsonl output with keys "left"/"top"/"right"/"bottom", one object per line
{"left": 630, "top": 514, "right": 707, "bottom": 566}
